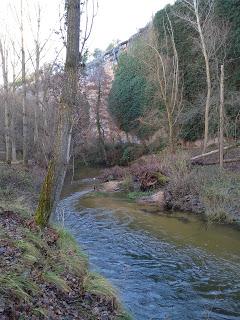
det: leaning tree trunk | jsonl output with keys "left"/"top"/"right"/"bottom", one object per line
{"left": 35, "top": 0, "right": 80, "bottom": 227}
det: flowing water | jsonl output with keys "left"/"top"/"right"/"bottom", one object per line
{"left": 56, "top": 172, "right": 240, "bottom": 320}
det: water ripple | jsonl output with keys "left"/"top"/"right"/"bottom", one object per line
{"left": 55, "top": 189, "right": 240, "bottom": 320}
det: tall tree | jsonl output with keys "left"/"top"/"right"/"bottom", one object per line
{"left": 33, "top": 4, "right": 41, "bottom": 144}
{"left": 20, "top": 0, "right": 28, "bottom": 166}
{"left": 176, "top": 0, "right": 213, "bottom": 153}
{"left": 10, "top": 43, "right": 18, "bottom": 162}
{"left": 35, "top": 0, "right": 81, "bottom": 227}
{"left": 219, "top": 64, "right": 224, "bottom": 169}
{"left": 87, "top": 56, "right": 109, "bottom": 163}
{"left": 0, "top": 40, "right": 11, "bottom": 164}
{"left": 147, "top": 16, "right": 182, "bottom": 152}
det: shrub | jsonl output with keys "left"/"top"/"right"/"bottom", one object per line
{"left": 195, "top": 167, "right": 240, "bottom": 223}
{"left": 0, "top": 166, "right": 34, "bottom": 192}
{"left": 121, "top": 175, "right": 134, "bottom": 192}
{"left": 100, "top": 165, "right": 128, "bottom": 182}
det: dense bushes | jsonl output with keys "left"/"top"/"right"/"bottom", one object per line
{"left": 77, "top": 141, "right": 147, "bottom": 167}
{"left": 108, "top": 53, "right": 159, "bottom": 140}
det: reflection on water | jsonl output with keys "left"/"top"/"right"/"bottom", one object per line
{"left": 57, "top": 178, "right": 240, "bottom": 320}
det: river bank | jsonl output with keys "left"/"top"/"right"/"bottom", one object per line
{"left": 98, "top": 151, "right": 240, "bottom": 225}
{"left": 0, "top": 164, "right": 130, "bottom": 320}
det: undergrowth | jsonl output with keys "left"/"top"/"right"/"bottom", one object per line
{"left": 100, "top": 150, "right": 240, "bottom": 224}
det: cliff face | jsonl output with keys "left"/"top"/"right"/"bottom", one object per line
{"left": 82, "top": 28, "right": 149, "bottom": 144}
{"left": 82, "top": 61, "right": 126, "bottom": 143}
{"left": 83, "top": 40, "right": 138, "bottom": 144}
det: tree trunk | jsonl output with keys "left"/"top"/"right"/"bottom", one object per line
{"left": 0, "top": 41, "right": 11, "bottom": 164}
{"left": 193, "top": 0, "right": 211, "bottom": 153}
{"left": 11, "top": 119, "right": 17, "bottom": 162}
{"left": 34, "top": 7, "right": 41, "bottom": 144}
{"left": 219, "top": 64, "right": 224, "bottom": 169}
{"left": 191, "top": 142, "right": 240, "bottom": 162}
{"left": 167, "top": 110, "right": 175, "bottom": 153}
{"left": 96, "top": 80, "right": 107, "bottom": 163}
{"left": 35, "top": 0, "right": 80, "bottom": 227}
{"left": 34, "top": 46, "right": 40, "bottom": 144}
{"left": 21, "top": 0, "right": 28, "bottom": 166}
{"left": 11, "top": 66, "right": 17, "bottom": 162}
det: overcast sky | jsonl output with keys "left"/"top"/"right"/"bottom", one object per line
{"left": 89, "top": 0, "right": 175, "bottom": 51}
{"left": 0, "top": 0, "right": 174, "bottom": 78}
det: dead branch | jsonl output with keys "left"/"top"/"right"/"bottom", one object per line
{"left": 190, "top": 142, "right": 240, "bottom": 161}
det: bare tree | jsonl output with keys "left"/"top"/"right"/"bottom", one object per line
{"left": 219, "top": 64, "right": 224, "bottom": 169}
{"left": 10, "top": 43, "right": 18, "bottom": 162}
{"left": 0, "top": 40, "right": 11, "bottom": 164}
{"left": 33, "top": 4, "right": 41, "bottom": 144}
{"left": 20, "top": 0, "right": 28, "bottom": 166}
{"left": 143, "top": 15, "right": 183, "bottom": 152}
{"left": 175, "top": 0, "right": 214, "bottom": 152}
{"left": 86, "top": 56, "right": 111, "bottom": 163}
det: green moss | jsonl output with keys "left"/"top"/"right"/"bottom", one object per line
{"left": 154, "top": 172, "right": 170, "bottom": 185}
{"left": 35, "top": 161, "right": 54, "bottom": 227}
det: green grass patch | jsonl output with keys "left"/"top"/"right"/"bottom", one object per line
{"left": 0, "top": 273, "right": 40, "bottom": 301}
{"left": 127, "top": 191, "right": 153, "bottom": 200}
{"left": 84, "top": 272, "right": 117, "bottom": 300}
{"left": 56, "top": 228, "right": 88, "bottom": 273}
{"left": 42, "top": 271, "right": 71, "bottom": 292}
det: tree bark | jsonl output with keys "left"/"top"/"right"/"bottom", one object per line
{"left": 11, "top": 64, "right": 17, "bottom": 162}
{"left": 21, "top": 0, "right": 28, "bottom": 166}
{"left": 167, "top": 110, "right": 174, "bottom": 153}
{"left": 0, "top": 40, "right": 11, "bottom": 164}
{"left": 34, "top": 7, "right": 41, "bottom": 144}
{"left": 35, "top": 0, "right": 80, "bottom": 227}
{"left": 219, "top": 64, "right": 224, "bottom": 169}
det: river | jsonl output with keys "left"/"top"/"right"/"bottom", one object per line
{"left": 56, "top": 171, "right": 240, "bottom": 320}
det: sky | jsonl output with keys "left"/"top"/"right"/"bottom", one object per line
{"left": 0, "top": 0, "right": 174, "bottom": 79}
{"left": 89, "top": 0, "right": 175, "bottom": 51}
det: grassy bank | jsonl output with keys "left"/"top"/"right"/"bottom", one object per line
{"left": 100, "top": 151, "right": 240, "bottom": 225}
{"left": 0, "top": 164, "right": 131, "bottom": 319}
